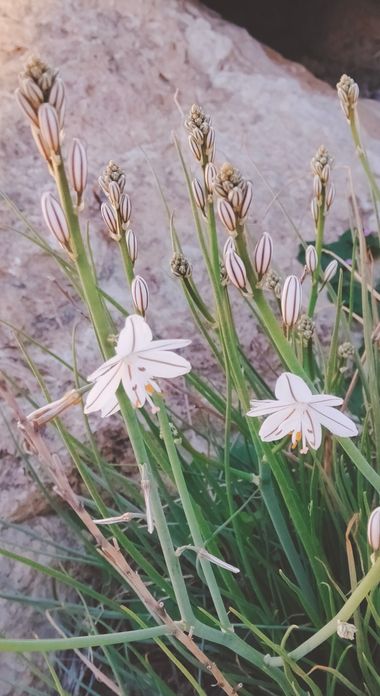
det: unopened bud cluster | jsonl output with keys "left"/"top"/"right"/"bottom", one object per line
{"left": 336, "top": 74, "right": 359, "bottom": 121}
{"left": 185, "top": 104, "right": 215, "bottom": 164}
{"left": 170, "top": 252, "right": 192, "bottom": 279}
{"left": 214, "top": 162, "right": 253, "bottom": 233}
{"left": 338, "top": 342, "right": 355, "bottom": 360}
{"left": 310, "top": 146, "right": 335, "bottom": 222}
{"left": 297, "top": 315, "right": 315, "bottom": 343}
{"left": 264, "top": 269, "right": 282, "bottom": 299}
{"left": 99, "top": 161, "right": 133, "bottom": 247}
{"left": 16, "top": 56, "right": 65, "bottom": 166}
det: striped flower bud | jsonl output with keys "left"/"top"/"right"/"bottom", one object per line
{"left": 223, "top": 236, "right": 235, "bottom": 258}
{"left": 22, "top": 78, "right": 44, "bottom": 108}
{"left": 224, "top": 250, "right": 248, "bottom": 292}
{"left": 118, "top": 173, "right": 126, "bottom": 193}
{"left": 132, "top": 275, "right": 149, "bottom": 315}
{"left": 217, "top": 198, "right": 237, "bottom": 233}
{"left": 305, "top": 245, "right": 318, "bottom": 273}
{"left": 320, "top": 164, "right": 330, "bottom": 184}
{"left": 31, "top": 126, "right": 51, "bottom": 164}
{"left": 48, "top": 77, "right": 65, "bottom": 128}
{"left": 98, "top": 175, "right": 109, "bottom": 195}
{"left": 101, "top": 201, "right": 119, "bottom": 239}
{"left": 281, "top": 275, "right": 302, "bottom": 327}
{"left": 228, "top": 187, "right": 243, "bottom": 212}
{"left": 239, "top": 180, "right": 253, "bottom": 221}
{"left": 323, "top": 259, "right": 338, "bottom": 284}
{"left": 313, "top": 174, "right": 322, "bottom": 198}
{"left": 120, "top": 193, "right": 132, "bottom": 228}
{"left": 192, "top": 127, "right": 204, "bottom": 144}
{"left": 205, "top": 126, "right": 215, "bottom": 152}
{"left": 16, "top": 89, "right": 39, "bottom": 127}
{"left": 38, "top": 103, "right": 60, "bottom": 155}
{"left": 108, "top": 181, "right": 121, "bottom": 209}
{"left": 41, "top": 192, "right": 70, "bottom": 250}
{"left": 68, "top": 138, "right": 87, "bottom": 199}
{"left": 126, "top": 229, "right": 138, "bottom": 264}
{"left": 311, "top": 197, "right": 319, "bottom": 224}
{"left": 192, "top": 178, "right": 206, "bottom": 214}
{"left": 326, "top": 183, "right": 335, "bottom": 211}
{"left": 367, "top": 507, "right": 380, "bottom": 552}
{"left": 254, "top": 233, "right": 273, "bottom": 279}
{"left": 205, "top": 162, "right": 217, "bottom": 194}
{"left": 188, "top": 135, "right": 202, "bottom": 162}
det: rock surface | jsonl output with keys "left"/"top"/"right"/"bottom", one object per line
{"left": 0, "top": 0, "right": 380, "bottom": 692}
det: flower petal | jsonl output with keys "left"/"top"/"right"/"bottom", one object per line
{"left": 247, "top": 400, "right": 293, "bottom": 417}
{"left": 302, "top": 409, "right": 322, "bottom": 450}
{"left": 259, "top": 407, "right": 299, "bottom": 442}
{"left": 309, "top": 405, "right": 358, "bottom": 438}
{"left": 121, "top": 366, "right": 147, "bottom": 408}
{"left": 275, "top": 372, "right": 312, "bottom": 403}
{"left": 135, "top": 350, "right": 191, "bottom": 378}
{"left": 84, "top": 362, "right": 124, "bottom": 414}
{"left": 309, "top": 394, "right": 343, "bottom": 407}
{"left": 116, "top": 314, "right": 153, "bottom": 356}
{"left": 87, "top": 354, "right": 121, "bottom": 381}
{"left": 138, "top": 338, "right": 191, "bottom": 352}
{"left": 100, "top": 393, "right": 121, "bottom": 418}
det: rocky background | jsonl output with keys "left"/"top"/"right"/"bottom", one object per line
{"left": 1, "top": 0, "right": 380, "bottom": 692}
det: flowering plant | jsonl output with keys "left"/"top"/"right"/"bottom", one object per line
{"left": 1, "top": 59, "right": 380, "bottom": 696}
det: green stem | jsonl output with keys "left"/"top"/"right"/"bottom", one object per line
{"left": 118, "top": 232, "right": 135, "bottom": 286}
{"left": 350, "top": 116, "right": 380, "bottom": 202}
{"left": 308, "top": 193, "right": 325, "bottom": 318}
{"left": 0, "top": 626, "right": 172, "bottom": 653}
{"left": 157, "top": 399, "right": 232, "bottom": 631}
{"left": 265, "top": 555, "right": 380, "bottom": 666}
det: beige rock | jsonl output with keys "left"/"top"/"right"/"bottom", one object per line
{"left": 0, "top": 0, "right": 380, "bottom": 690}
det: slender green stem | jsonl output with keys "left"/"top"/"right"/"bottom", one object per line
{"left": 118, "top": 232, "right": 135, "bottom": 286}
{"left": 0, "top": 626, "right": 172, "bottom": 653}
{"left": 265, "top": 555, "right": 380, "bottom": 666}
{"left": 308, "top": 193, "right": 325, "bottom": 318}
{"left": 350, "top": 116, "right": 380, "bottom": 202}
{"left": 157, "top": 399, "right": 232, "bottom": 631}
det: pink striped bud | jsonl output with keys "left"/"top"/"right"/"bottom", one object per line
{"left": 368, "top": 507, "right": 380, "bottom": 552}
{"left": 224, "top": 250, "right": 248, "bottom": 292}
{"left": 31, "top": 126, "right": 51, "bottom": 163}
{"left": 188, "top": 135, "right": 202, "bottom": 162}
{"left": 132, "top": 275, "right": 149, "bottom": 315}
{"left": 192, "top": 178, "right": 206, "bottom": 214}
{"left": 68, "top": 138, "right": 87, "bottom": 198}
{"left": 205, "top": 126, "right": 215, "bottom": 152}
{"left": 48, "top": 77, "right": 65, "bottom": 128}
{"left": 38, "top": 103, "right": 60, "bottom": 155}
{"left": 281, "top": 275, "right": 302, "bottom": 327}
{"left": 21, "top": 79, "right": 44, "bottom": 108}
{"left": 228, "top": 187, "right": 243, "bottom": 212}
{"left": 217, "top": 198, "right": 237, "bottom": 233}
{"left": 326, "top": 183, "right": 335, "bottom": 211}
{"left": 223, "top": 237, "right": 235, "bottom": 258}
{"left": 108, "top": 181, "right": 121, "bottom": 209}
{"left": 323, "top": 259, "right": 338, "bottom": 284}
{"left": 120, "top": 193, "right": 132, "bottom": 228}
{"left": 205, "top": 162, "right": 217, "bottom": 194}
{"left": 41, "top": 192, "right": 70, "bottom": 251}
{"left": 305, "top": 245, "right": 318, "bottom": 273}
{"left": 254, "top": 233, "right": 273, "bottom": 279}
{"left": 239, "top": 180, "right": 253, "bottom": 221}
{"left": 16, "top": 89, "right": 39, "bottom": 127}
{"left": 126, "top": 229, "right": 138, "bottom": 264}
{"left": 311, "top": 197, "right": 319, "bottom": 224}
{"left": 101, "top": 201, "right": 119, "bottom": 239}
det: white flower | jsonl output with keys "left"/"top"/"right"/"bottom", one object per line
{"left": 247, "top": 372, "right": 358, "bottom": 453}
{"left": 84, "top": 314, "right": 191, "bottom": 417}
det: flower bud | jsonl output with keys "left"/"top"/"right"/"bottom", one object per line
{"left": 21, "top": 78, "right": 44, "bottom": 108}
{"left": 323, "top": 259, "right": 338, "bottom": 284}
{"left": 254, "top": 233, "right": 273, "bottom": 279}
{"left": 205, "top": 162, "right": 217, "bottom": 194}
{"left": 118, "top": 173, "right": 126, "bottom": 193}
{"left": 132, "top": 275, "right": 149, "bottom": 315}
{"left": 205, "top": 126, "right": 215, "bottom": 152}
{"left": 98, "top": 175, "right": 109, "bottom": 195}
{"left": 224, "top": 250, "right": 248, "bottom": 292}
{"left": 48, "top": 77, "right": 65, "bottom": 128}
{"left": 68, "top": 138, "right": 87, "bottom": 198}
{"left": 217, "top": 198, "right": 237, "bottom": 233}
{"left": 305, "top": 245, "right": 318, "bottom": 273}
{"left": 311, "top": 197, "right": 319, "bottom": 224}
{"left": 120, "top": 193, "right": 132, "bottom": 228}
{"left": 320, "top": 164, "right": 330, "bottom": 184}
{"left": 367, "top": 507, "right": 380, "bottom": 552}
{"left": 126, "top": 229, "right": 138, "bottom": 263}
{"left": 239, "top": 180, "right": 253, "bottom": 221}
{"left": 31, "top": 126, "right": 51, "bottom": 164}
{"left": 326, "top": 183, "right": 335, "bottom": 211}
{"left": 108, "top": 181, "right": 121, "bottom": 209}
{"left": 16, "top": 89, "right": 39, "bottom": 127}
{"left": 101, "top": 201, "right": 119, "bottom": 239}
{"left": 281, "top": 275, "right": 302, "bottom": 327}
{"left": 228, "top": 187, "right": 243, "bottom": 211}
{"left": 223, "top": 237, "right": 235, "bottom": 258}
{"left": 313, "top": 175, "right": 322, "bottom": 198}
{"left": 192, "top": 178, "right": 206, "bottom": 214}
{"left": 192, "top": 127, "right": 204, "bottom": 144}
{"left": 170, "top": 252, "right": 192, "bottom": 278}
{"left": 41, "top": 192, "right": 70, "bottom": 250}
{"left": 188, "top": 135, "right": 202, "bottom": 162}
{"left": 38, "top": 103, "right": 60, "bottom": 155}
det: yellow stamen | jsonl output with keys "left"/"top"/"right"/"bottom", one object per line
{"left": 146, "top": 384, "right": 155, "bottom": 395}
{"left": 291, "top": 431, "right": 302, "bottom": 449}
